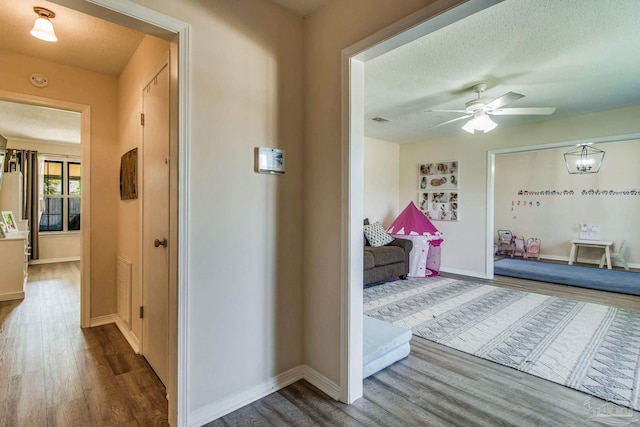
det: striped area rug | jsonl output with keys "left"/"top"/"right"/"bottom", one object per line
{"left": 363, "top": 277, "right": 640, "bottom": 412}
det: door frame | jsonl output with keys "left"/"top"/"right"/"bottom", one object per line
{"left": 340, "top": 0, "right": 503, "bottom": 403}
{"left": 52, "top": 1, "right": 191, "bottom": 425}
{"left": 0, "top": 90, "right": 91, "bottom": 326}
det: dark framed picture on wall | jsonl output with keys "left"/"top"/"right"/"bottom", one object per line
{"left": 120, "top": 148, "right": 138, "bottom": 200}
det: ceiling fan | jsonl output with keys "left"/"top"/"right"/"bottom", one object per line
{"left": 425, "top": 83, "right": 556, "bottom": 134}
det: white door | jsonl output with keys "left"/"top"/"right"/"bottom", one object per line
{"left": 142, "top": 62, "right": 170, "bottom": 385}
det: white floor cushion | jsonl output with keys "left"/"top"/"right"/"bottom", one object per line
{"left": 363, "top": 315, "right": 412, "bottom": 378}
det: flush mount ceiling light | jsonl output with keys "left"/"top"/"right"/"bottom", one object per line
{"left": 30, "top": 7, "right": 58, "bottom": 42}
{"left": 564, "top": 144, "right": 605, "bottom": 174}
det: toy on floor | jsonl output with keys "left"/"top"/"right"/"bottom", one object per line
{"left": 496, "top": 229, "right": 514, "bottom": 256}
{"left": 526, "top": 238, "right": 541, "bottom": 260}
{"left": 512, "top": 235, "right": 528, "bottom": 259}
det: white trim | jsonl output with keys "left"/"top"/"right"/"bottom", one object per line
{"left": 440, "top": 266, "right": 488, "bottom": 279}
{"left": 0, "top": 90, "right": 92, "bottom": 330}
{"left": 81, "top": 106, "right": 91, "bottom": 329}
{"left": 64, "top": 2, "right": 191, "bottom": 426}
{"left": 303, "top": 365, "right": 341, "bottom": 401}
{"left": 115, "top": 314, "right": 141, "bottom": 353}
{"left": 342, "top": 0, "right": 502, "bottom": 405}
{"left": 90, "top": 313, "right": 117, "bottom": 327}
{"left": 485, "top": 132, "right": 640, "bottom": 279}
{"left": 189, "top": 366, "right": 303, "bottom": 427}
{"left": 29, "top": 256, "right": 80, "bottom": 265}
{"left": 0, "top": 291, "right": 25, "bottom": 302}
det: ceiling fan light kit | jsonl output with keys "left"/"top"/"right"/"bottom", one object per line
{"left": 31, "top": 7, "right": 58, "bottom": 42}
{"left": 425, "top": 83, "right": 556, "bottom": 134}
{"left": 461, "top": 111, "right": 497, "bottom": 134}
{"left": 564, "top": 144, "right": 605, "bottom": 174}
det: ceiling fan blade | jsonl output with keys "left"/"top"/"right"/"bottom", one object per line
{"left": 425, "top": 109, "right": 467, "bottom": 113}
{"left": 490, "top": 107, "right": 556, "bottom": 116}
{"left": 425, "top": 114, "right": 472, "bottom": 131}
{"left": 485, "top": 92, "right": 525, "bottom": 109}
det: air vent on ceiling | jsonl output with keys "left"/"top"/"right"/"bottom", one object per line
{"left": 371, "top": 116, "right": 390, "bottom": 123}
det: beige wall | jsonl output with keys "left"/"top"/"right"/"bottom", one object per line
{"left": 400, "top": 105, "right": 640, "bottom": 276}
{"left": 304, "top": 0, "right": 443, "bottom": 386}
{"left": 0, "top": 50, "right": 118, "bottom": 316}
{"left": 117, "top": 35, "right": 170, "bottom": 343}
{"left": 364, "top": 136, "right": 399, "bottom": 227}
{"left": 128, "top": 0, "right": 305, "bottom": 416}
{"left": 495, "top": 139, "right": 640, "bottom": 267}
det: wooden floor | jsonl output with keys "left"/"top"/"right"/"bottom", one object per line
{"left": 0, "top": 262, "right": 168, "bottom": 426}
{"left": 209, "top": 271, "right": 640, "bottom": 427}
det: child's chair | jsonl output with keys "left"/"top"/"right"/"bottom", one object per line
{"left": 526, "top": 238, "right": 541, "bottom": 260}
{"left": 512, "top": 235, "right": 527, "bottom": 259}
{"left": 496, "top": 229, "right": 514, "bottom": 257}
{"left": 600, "top": 240, "right": 629, "bottom": 270}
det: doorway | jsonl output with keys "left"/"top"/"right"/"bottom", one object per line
{"left": 342, "top": 0, "right": 501, "bottom": 403}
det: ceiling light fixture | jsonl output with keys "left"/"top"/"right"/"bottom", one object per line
{"left": 563, "top": 144, "right": 605, "bottom": 174}
{"left": 30, "top": 7, "right": 58, "bottom": 42}
{"left": 461, "top": 111, "right": 497, "bottom": 134}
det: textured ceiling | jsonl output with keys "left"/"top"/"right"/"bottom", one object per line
{"left": 0, "top": 0, "right": 144, "bottom": 76}
{"left": 0, "top": 0, "right": 143, "bottom": 144}
{"left": 364, "top": 0, "right": 640, "bottom": 143}
{"left": 0, "top": 100, "right": 80, "bottom": 144}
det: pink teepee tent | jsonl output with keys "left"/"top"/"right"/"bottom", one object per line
{"left": 386, "top": 202, "right": 444, "bottom": 277}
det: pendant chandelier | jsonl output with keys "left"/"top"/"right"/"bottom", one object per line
{"left": 563, "top": 144, "right": 605, "bottom": 174}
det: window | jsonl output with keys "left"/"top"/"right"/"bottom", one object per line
{"left": 40, "top": 158, "right": 81, "bottom": 232}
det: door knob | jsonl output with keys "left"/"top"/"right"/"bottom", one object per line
{"left": 154, "top": 238, "right": 168, "bottom": 248}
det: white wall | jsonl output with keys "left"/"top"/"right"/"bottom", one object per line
{"left": 400, "top": 105, "right": 640, "bottom": 277}
{"left": 304, "top": 0, "right": 450, "bottom": 390}
{"left": 364, "top": 136, "right": 399, "bottom": 227}
{"left": 126, "top": 0, "right": 305, "bottom": 422}
{"left": 495, "top": 139, "right": 640, "bottom": 267}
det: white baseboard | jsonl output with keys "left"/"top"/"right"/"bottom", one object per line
{"left": 115, "top": 315, "right": 140, "bottom": 354}
{"left": 440, "top": 266, "right": 487, "bottom": 279}
{"left": 29, "top": 256, "right": 81, "bottom": 265}
{"left": 90, "top": 313, "right": 117, "bottom": 327}
{"left": 302, "top": 365, "right": 341, "bottom": 400}
{"left": 0, "top": 291, "right": 25, "bottom": 302}
{"left": 189, "top": 366, "right": 303, "bottom": 427}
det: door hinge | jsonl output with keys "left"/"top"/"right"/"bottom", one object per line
{"left": 140, "top": 113, "right": 145, "bottom": 126}
{"left": 139, "top": 306, "right": 144, "bottom": 319}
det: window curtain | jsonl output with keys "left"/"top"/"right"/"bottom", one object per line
{"left": 19, "top": 150, "right": 39, "bottom": 260}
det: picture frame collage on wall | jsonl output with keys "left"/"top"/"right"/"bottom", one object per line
{"left": 418, "top": 161, "right": 459, "bottom": 221}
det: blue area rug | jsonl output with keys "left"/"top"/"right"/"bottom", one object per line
{"left": 494, "top": 258, "right": 640, "bottom": 296}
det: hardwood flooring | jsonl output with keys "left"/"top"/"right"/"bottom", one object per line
{"left": 0, "top": 262, "right": 168, "bottom": 426}
{"left": 209, "top": 272, "right": 640, "bottom": 427}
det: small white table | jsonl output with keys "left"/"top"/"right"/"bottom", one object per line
{"left": 568, "top": 239, "right": 613, "bottom": 269}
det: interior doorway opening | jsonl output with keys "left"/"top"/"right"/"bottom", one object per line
{"left": 342, "top": 0, "right": 503, "bottom": 402}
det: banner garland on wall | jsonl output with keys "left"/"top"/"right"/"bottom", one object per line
{"left": 516, "top": 189, "right": 639, "bottom": 196}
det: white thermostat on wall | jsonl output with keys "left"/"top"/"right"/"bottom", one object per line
{"left": 256, "top": 147, "right": 285, "bottom": 175}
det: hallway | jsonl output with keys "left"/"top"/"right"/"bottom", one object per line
{"left": 0, "top": 262, "right": 168, "bottom": 426}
